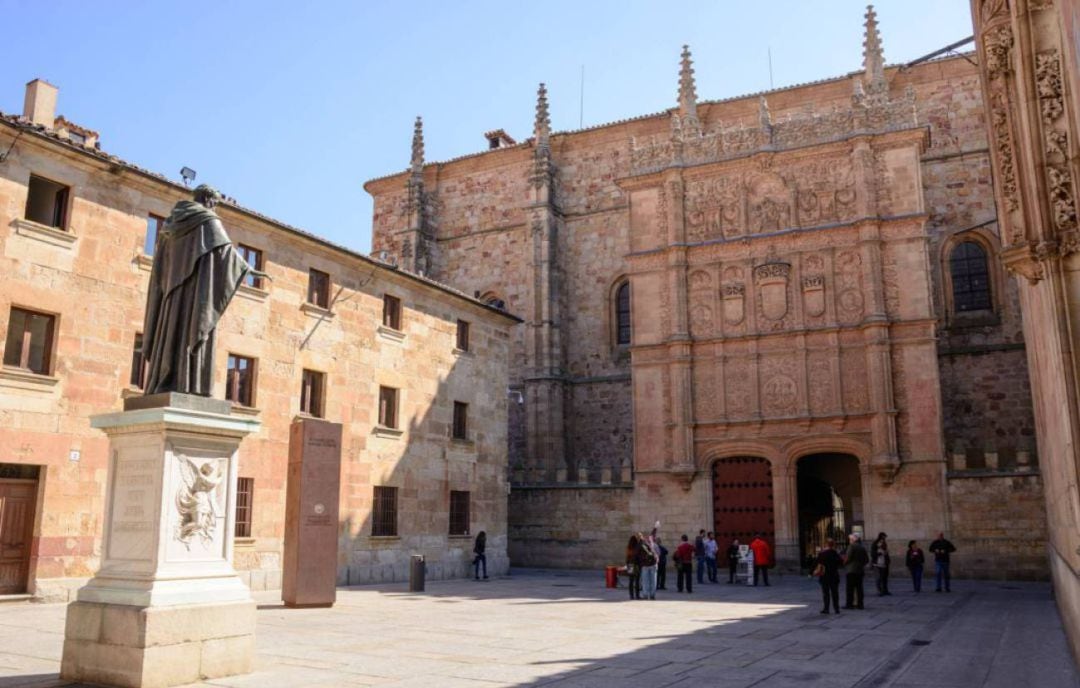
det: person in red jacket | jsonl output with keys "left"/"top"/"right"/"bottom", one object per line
{"left": 673, "top": 534, "right": 696, "bottom": 593}
{"left": 749, "top": 533, "right": 772, "bottom": 587}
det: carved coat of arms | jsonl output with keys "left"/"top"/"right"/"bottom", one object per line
{"left": 755, "top": 262, "right": 791, "bottom": 321}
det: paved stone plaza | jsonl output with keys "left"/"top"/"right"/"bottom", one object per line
{"left": 0, "top": 569, "right": 1077, "bottom": 688}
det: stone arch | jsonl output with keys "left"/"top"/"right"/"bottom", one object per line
{"left": 781, "top": 435, "right": 872, "bottom": 472}
{"left": 939, "top": 226, "right": 1004, "bottom": 325}
{"left": 607, "top": 274, "right": 632, "bottom": 351}
{"left": 701, "top": 442, "right": 784, "bottom": 554}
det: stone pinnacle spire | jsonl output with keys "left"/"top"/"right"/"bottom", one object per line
{"left": 758, "top": 95, "right": 773, "bottom": 145}
{"left": 534, "top": 83, "right": 551, "bottom": 151}
{"left": 862, "top": 4, "right": 886, "bottom": 92}
{"left": 410, "top": 116, "right": 424, "bottom": 174}
{"left": 678, "top": 44, "right": 698, "bottom": 118}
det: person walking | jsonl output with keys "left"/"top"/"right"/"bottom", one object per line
{"left": 674, "top": 534, "right": 695, "bottom": 593}
{"left": 749, "top": 533, "right": 772, "bottom": 586}
{"left": 871, "top": 532, "right": 891, "bottom": 596}
{"left": 473, "top": 531, "right": 488, "bottom": 580}
{"left": 815, "top": 538, "right": 843, "bottom": 614}
{"left": 905, "top": 540, "right": 925, "bottom": 593}
{"left": 656, "top": 537, "right": 669, "bottom": 590}
{"left": 625, "top": 535, "right": 642, "bottom": 600}
{"left": 640, "top": 532, "right": 660, "bottom": 600}
{"left": 930, "top": 532, "right": 957, "bottom": 592}
{"left": 704, "top": 532, "right": 719, "bottom": 583}
{"left": 843, "top": 533, "right": 869, "bottom": 609}
{"left": 726, "top": 538, "right": 741, "bottom": 584}
{"left": 694, "top": 530, "right": 707, "bottom": 585}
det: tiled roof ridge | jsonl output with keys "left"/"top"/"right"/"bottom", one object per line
{"left": 364, "top": 51, "right": 975, "bottom": 186}
{"left": 0, "top": 111, "right": 517, "bottom": 321}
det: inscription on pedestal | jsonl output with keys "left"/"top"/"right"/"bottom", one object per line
{"left": 107, "top": 455, "right": 160, "bottom": 561}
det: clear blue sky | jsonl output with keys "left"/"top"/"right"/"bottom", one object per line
{"left": 2, "top": 1, "right": 973, "bottom": 253}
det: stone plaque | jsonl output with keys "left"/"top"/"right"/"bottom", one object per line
{"left": 283, "top": 417, "right": 342, "bottom": 608}
{"left": 106, "top": 451, "right": 161, "bottom": 561}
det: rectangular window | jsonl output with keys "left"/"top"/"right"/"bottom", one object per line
{"left": 449, "top": 490, "right": 470, "bottom": 536}
{"left": 382, "top": 294, "right": 401, "bottom": 330}
{"left": 144, "top": 214, "right": 164, "bottom": 256}
{"left": 307, "top": 269, "right": 330, "bottom": 309}
{"left": 235, "top": 477, "right": 254, "bottom": 538}
{"left": 452, "top": 401, "right": 468, "bottom": 440}
{"left": 301, "top": 369, "right": 325, "bottom": 418}
{"left": 456, "top": 320, "right": 470, "bottom": 351}
{"left": 378, "top": 386, "right": 399, "bottom": 429}
{"left": 130, "top": 333, "right": 147, "bottom": 389}
{"left": 3, "top": 307, "right": 56, "bottom": 375}
{"left": 25, "top": 175, "right": 69, "bottom": 229}
{"left": 372, "top": 486, "right": 398, "bottom": 537}
{"left": 226, "top": 354, "right": 257, "bottom": 407}
{"left": 237, "top": 244, "right": 264, "bottom": 289}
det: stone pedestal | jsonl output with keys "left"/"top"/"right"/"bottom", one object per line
{"left": 61, "top": 395, "right": 260, "bottom": 688}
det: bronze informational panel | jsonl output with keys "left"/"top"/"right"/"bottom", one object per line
{"left": 712, "top": 457, "right": 775, "bottom": 548}
{"left": 0, "top": 479, "right": 37, "bottom": 594}
{"left": 282, "top": 418, "right": 342, "bottom": 608}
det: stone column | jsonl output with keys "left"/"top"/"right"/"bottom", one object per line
{"left": 61, "top": 394, "right": 260, "bottom": 688}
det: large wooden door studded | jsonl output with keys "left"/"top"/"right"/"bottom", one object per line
{"left": 0, "top": 479, "right": 37, "bottom": 594}
{"left": 712, "top": 457, "right": 775, "bottom": 547}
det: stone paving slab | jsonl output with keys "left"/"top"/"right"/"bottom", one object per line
{"left": 0, "top": 569, "right": 1075, "bottom": 688}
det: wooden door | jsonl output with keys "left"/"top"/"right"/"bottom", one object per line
{"left": 712, "top": 457, "right": 775, "bottom": 548}
{"left": 0, "top": 480, "right": 37, "bottom": 594}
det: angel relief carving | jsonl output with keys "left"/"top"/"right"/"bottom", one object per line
{"left": 175, "top": 455, "right": 225, "bottom": 549}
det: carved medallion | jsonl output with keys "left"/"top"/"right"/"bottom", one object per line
{"left": 762, "top": 375, "right": 797, "bottom": 413}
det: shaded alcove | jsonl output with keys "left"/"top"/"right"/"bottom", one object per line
{"left": 796, "top": 453, "right": 861, "bottom": 570}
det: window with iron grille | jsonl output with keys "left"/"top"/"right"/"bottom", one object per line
{"left": 452, "top": 401, "right": 468, "bottom": 440}
{"left": 3, "top": 307, "right": 56, "bottom": 375}
{"left": 301, "top": 369, "right": 325, "bottom": 418}
{"left": 144, "top": 214, "right": 164, "bottom": 256}
{"left": 372, "top": 486, "right": 398, "bottom": 537}
{"left": 237, "top": 244, "right": 264, "bottom": 289}
{"left": 382, "top": 294, "right": 401, "bottom": 330}
{"left": 615, "top": 281, "right": 631, "bottom": 345}
{"left": 235, "top": 477, "right": 254, "bottom": 538}
{"left": 308, "top": 268, "right": 330, "bottom": 309}
{"left": 378, "top": 386, "right": 398, "bottom": 429}
{"left": 456, "top": 319, "right": 470, "bottom": 351}
{"left": 449, "top": 490, "right": 470, "bottom": 536}
{"left": 131, "top": 333, "right": 148, "bottom": 389}
{"left": 226, "top": 354, "right": 257, "bottom": 407}
{"left": 950, "top": 241, "right": 992, "bottom": 313}
{"left": 25, "top": 174, "right": 69, "bottom": 230}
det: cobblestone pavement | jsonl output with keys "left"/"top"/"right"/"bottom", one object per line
{"left": 0, "top": 569, "right": 1077, "bottom": 688}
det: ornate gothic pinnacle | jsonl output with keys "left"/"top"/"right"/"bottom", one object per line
{"left": 758, "top": 95, "right": 772, "bottom": 129}
{"left": 678, "top": 44, "right": 698, "bottom": 118}
{"left": 535, "top": 83, "right": 551, "bottom": 150}
{"left": 862, "top": 4, "right": 886, "bottom": 92}
{"left": 410, "top": 116, "right": 424, "bottom": 174}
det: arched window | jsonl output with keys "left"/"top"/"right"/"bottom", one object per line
{"left": 949, "top": 241, "right": 992, "bottom": 313}
{"left": 615, "top": 281, "right": 631, "bottom": 346}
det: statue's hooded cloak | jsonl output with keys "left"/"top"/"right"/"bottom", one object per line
{"left": 141, "top": 199, "right": 251, "bottom": 395}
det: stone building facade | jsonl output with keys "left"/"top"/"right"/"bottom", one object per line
{"left": 969, "top": 0, "right": 1080, "bottom": 661}
{"left": 367, "top": 8, "right": 1047, "bottom": 579}
{"left": 0, "top": 80, "right": 517, "bottom": 601}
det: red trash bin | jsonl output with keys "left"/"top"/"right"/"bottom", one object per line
{"left": 605, "top": 566, "right": 618, "bottom": 588}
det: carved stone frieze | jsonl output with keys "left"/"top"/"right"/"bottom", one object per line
{"left": 984, "top": 25, "right": 1015, "bottom": 80}
{"left": 1035, "top": 50, "right": 1078, "bottom": 231}
{"left": 989, "top": 92, "right": 1022, "bottom": 218}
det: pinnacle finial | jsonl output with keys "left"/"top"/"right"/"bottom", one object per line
{"left": 410, "top": 116, "right": 424, "bottom": 174}
{"left": 863, "top": 5, "right": 886, "bottom": 92}
{"left": 678, "top": 44, "right": 698, "bottom": 117}
{"left": 535, "top": 82, "right": 551, "bottom": 149}
{"left": 758, "top": 95, "right": 772, "bottom": 129}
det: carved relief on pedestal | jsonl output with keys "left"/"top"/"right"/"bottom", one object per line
{"left": 175, "top": 455, "right": 226, "bottom": 550}
{"left": 835, "top": 250, "right": 864, "bottom": 324}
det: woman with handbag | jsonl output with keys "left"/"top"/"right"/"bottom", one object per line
{"left": 625, "top": 534, "right": 642, "bottom": 600}
{"left": 815, "top": 538, "right": 843, "bottom": 614}
{"left": 871, "top": 532, "right": 891, "bottom": 596}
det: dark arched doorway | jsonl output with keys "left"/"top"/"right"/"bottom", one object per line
{"left": 712, "top": 457, "right": 774, "bottom": 549}
{"left": 797, "top": 453, "right": 862, "bottom": 571}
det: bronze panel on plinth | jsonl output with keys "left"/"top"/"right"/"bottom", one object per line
{"left": 282, "top": 417, "right": 342, "bottom": 608}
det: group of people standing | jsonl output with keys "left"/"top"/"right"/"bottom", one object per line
{"left": 813, "top": 531, "right": 957, "bottom": 614}
{"left": 626, "top": 529, "right": 774, "bottom": 598}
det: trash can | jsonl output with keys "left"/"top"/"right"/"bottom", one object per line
{"left": 409, "top": 554, "right": 425, "bottom": 592}
{"left": 604, "top": 566, "right": 618, "bottom": 589}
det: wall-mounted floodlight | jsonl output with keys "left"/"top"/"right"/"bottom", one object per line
{"left": 180, "top": 166, "right": 197, "bottom": 187}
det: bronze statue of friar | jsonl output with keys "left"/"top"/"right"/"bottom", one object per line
{"left": 140, "top": 184, "right": 269, "bottom": 396}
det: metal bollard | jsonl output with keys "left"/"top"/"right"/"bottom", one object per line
{"left": 409, "top": 554, "right": 425, "bottom": 592}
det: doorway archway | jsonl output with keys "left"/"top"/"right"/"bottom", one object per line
{"left": 796, "top": 453, "right": 861, "bottom": 571}
{"left": 712, "top": 457, "right": 774, "bottom": 549}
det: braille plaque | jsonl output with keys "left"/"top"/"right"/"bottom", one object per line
{"left": 282, "top": 417, "right": 342, "bottom": 607}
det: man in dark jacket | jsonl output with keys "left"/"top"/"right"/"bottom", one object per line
{"left": 726, "top": 538, "right": 741, "bottom": 584}
{"left": 843, "top": 533, "right": 869, "bottom": 609}
{"left": 674, "top": 535, "right": 695, "bottom": 593}
{"left": 694, "top": 530, "right": 706, "bottom": 585}
{"left": 656, "top": 537, "right": 669, "bottom": 590}
{"left": 929, "top": 532, "right": 957, "bottom": 592}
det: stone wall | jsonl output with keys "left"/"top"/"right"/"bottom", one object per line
{"left": 0, "top": 121, "right": 516, "bottom": 600}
